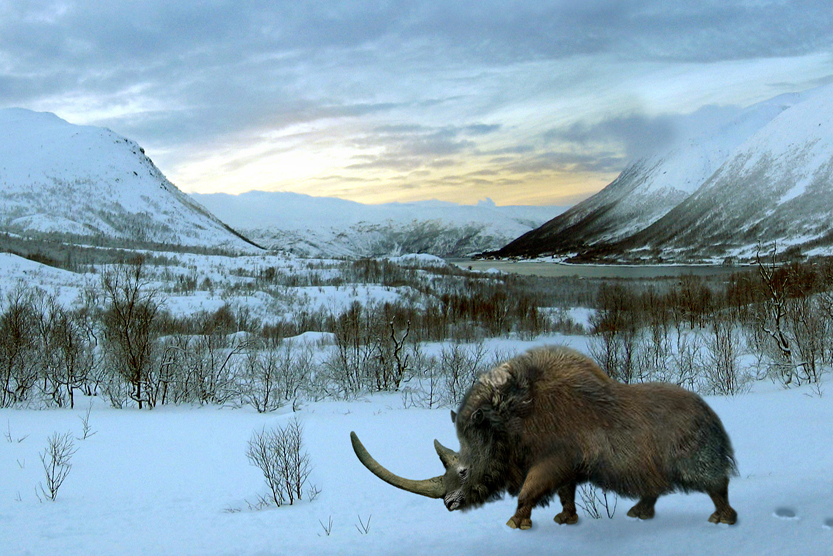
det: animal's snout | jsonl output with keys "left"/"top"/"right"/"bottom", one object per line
{"left": 444, "top": 496, "right": 461, "bottom": 511}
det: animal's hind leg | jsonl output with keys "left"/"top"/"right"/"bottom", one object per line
{"left": 707, "top": 478, "right": 737, "bottom": 525}
{"left": 627, "top": 495, "right": 658, "bottom": 520}
{"left": 554, "top": 482, "right": 579, "bottom": 525}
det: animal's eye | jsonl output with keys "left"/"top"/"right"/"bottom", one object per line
{"left": 459, "top": 467, "right": 468, "bottom": 480}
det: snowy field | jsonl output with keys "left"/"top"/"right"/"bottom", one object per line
{"left": 2, "top": 338, "right": 832, "bottom": 556}
{"left": 0, "top": 251, "right": 832, "bottom": 555}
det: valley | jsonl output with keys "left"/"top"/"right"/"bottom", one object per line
{"left": 0, "top": 246, "right": 831, "bottom": 556}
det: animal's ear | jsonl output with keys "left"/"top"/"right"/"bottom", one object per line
{"left": 450, "top": 410, "right": 457, "bottom": 423}
{"left": 471, "top": 408, "right": 484, "bottom": 425}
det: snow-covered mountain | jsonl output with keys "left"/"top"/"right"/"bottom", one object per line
{"left": 0, "top": 107, "right": 561, "bottom": 258}
{"left": 0, "top": 108, "right": 258, "bottom": 251}
{"left": 192, "top": 191, "right": 564, "bottom": 258}
{"left": 496, "top": 84, "right": 833, "bottom": 263}
{"left": 627, "top": 86, "right": 833, "bottom": 262}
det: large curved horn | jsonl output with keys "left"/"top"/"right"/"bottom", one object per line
{"left": 350, "top": 432, "right": 446, "bottom": 499}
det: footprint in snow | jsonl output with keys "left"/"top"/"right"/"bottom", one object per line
{"left": 773, "top": 507, "right": 799, "bottom": 520}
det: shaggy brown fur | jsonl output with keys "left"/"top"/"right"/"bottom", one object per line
{"left": 447, "top": 345, "right": 738, "bottom": 529}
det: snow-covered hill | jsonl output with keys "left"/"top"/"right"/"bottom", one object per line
{"left": 192, "top": 191, "right": 564, "bottom": 258}
{"left": 496, "top": 84, "right": 833, "bottom": 263}
{"left": 0, "top": 108, "right": 258, "bottom": 251}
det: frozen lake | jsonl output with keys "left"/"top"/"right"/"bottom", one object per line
{"left": 448, "top": 259, "right": 746, "bottom": 279}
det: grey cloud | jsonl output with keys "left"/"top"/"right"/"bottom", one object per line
{"left": 481, "top": 144, "right": 537, "bottom": 156}
{"left": 352, "top": 123, "right": 498, "bottom": 170}
{"left": 6, "top": 2, "right": 830, "bottom": 104}
{"left": 770, "top": 74, "right": 833, "bottom": 90}
{"left": 392, "top": 1, "right": 833, "bottom": 64}
{"left": 545, "top": 114, "right": 679, "bottom": 161}
{"left": 467, "top": 169, "right": 500, "bottom": 177}
{"left": 507, "top": 151, "right": 626, "bottom": 174}
{"left": 374, "top": 124, "right": 425, "bottom": 134}
{"left": 544, "top": 104, "right": 748, "bottom": 162}
{"left": 33, "top": 2, "right": 827, "bottom": 66}
{"left": 2, "top": 0, "right": 832, "bottom": 196}
{"left": 462, "top": 124, "right": 501, "bottom": 136}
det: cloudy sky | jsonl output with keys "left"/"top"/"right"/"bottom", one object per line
{"left": 3, "top": 1, "right": 833, "bottom": 206}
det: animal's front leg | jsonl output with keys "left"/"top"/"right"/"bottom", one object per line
{"left": 506, "top": 508, "right": 533, "bottom": 529}
{"left": 507, "top": 463, "right": 564, "bottom": 530}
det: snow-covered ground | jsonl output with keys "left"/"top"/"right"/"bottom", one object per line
{"left": 0, "top": 253, "right": 89, "bottom": 305}
{"left": 2, "top": 335, "right": 832, "bottom": 556}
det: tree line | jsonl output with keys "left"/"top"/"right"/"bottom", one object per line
{"left": 589, "top": 252, "right": 833, "bottom": 394}
{"left": 4, "top": 251, "right": 829, "bottom": 411}
{"left": 0, "top": 257, "right": 576, "bottom": 410}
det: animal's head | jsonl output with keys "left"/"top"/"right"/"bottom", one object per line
{"left": 349, "top": 429, "right": 467, "bottom": 511}
{"left": 351, "top": 363, "right": 515, "bottom": 511}
{"left": 350, "top": 409, "right": 499, "bottom": 512}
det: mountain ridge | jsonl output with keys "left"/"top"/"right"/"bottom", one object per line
{"left": 193, "top": 191, "right": 564, "bottom": 258}
{"left": 494, "top": 84, "right": 833, "bottom": 263}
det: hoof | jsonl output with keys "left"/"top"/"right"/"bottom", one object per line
{"left": 709, "top": 509, "right": 737, "bottom": 525}
{"left": 506, "top": 517, "right": 532, "bottom": 530}
{"left": 554, "top": 512, "right": 578, "bottom": 525}
{"left": 627, "top": 506, "right": 655, "bottom": 520}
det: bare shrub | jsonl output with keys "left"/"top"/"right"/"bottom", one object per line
{"left": 242, "top": 341, "right": 281, "bottom": 413}
{"left": 373, "top": 318, "right": 411, "bottom": 391}
{"left": 355, "top": 514, "right": 372, "bottom": 535}
{"left": 246, "top": 418, "right": 312, "bottom": 506}
{"left": 747, "top": 248, "right": 828, "bottom": 387}
{"left": 705, "top": 314, "right": 749, "bottom": 395}
{"left": 102, "top": 371, "right": 131, "bottom": 409}
{"left": 439, "top": 341, "right": 490, "bottom": 407}
{"left": 38, "top": 297, "right": 96, "bottom": 408}
{"left": 0, "top": 288, "right": 40, "bottom": 407}
{"left": 242, "top": 339, "right": 313, "bottom": 412}
{"left": 77, "top": 400, "right": 97, "bottom": 440}
{"left": 174, "top": 333, "right": 246, "bottom": 405}
{"left": 399, "top": 344, "right": 442, "bottom": 409}
{"left": 154, "top": 334, "right": 190, "bottom": 405}
{"left": 589, "top": 283, "right": 641, "bottom": 383}
{"left": 4, "top": 419, "right": 29, "bottom": 443}
{"left": 39, "top": 431, "right": 77, "bottom": 501}
{"left": 784, "top": 294, "right": 827, "bottom": 386}
{"left": 639, "top": 287, "right": 674, "bottom": 382}
{"left": 669, "top": 331, "right": 705, "bottom": 391}
{"left": 577, "top": 484, "right": 617, "bottom": 519}
{"left": 319, "top": 516, "right": 333, "bottom": 536}
{"left": 754, "top": 254, "right": 796, "bottom": 385}
{"left": 668, "top": 274, "right": 714, "bottom": 329}
{"left": 322, "top": 302, "right": 379, "bottom": 398}
{"left": 100, "top": 259, "right": 163, "bottom": 409}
